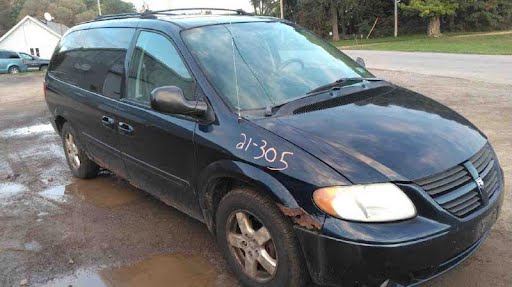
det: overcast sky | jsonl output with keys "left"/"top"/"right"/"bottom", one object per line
{"left": 123, "top": 0, "right": 255, "bottom": 13}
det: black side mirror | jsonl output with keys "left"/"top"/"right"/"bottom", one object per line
{"left": 150, "top": 86, "right": 208, "bottom": 117}
{"left": 356, "top": 57, "right": 366, "bottom": 68}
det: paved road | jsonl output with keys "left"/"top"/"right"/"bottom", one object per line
{"left": 344, "top": 50, "right": 512, "bottom": 85}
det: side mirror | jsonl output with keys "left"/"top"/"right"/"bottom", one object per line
{"left": 356, "top": 57, "right": 366, "bottom": 68}
{"left": 150, "top": 86, "right": 208, "bottom": 117}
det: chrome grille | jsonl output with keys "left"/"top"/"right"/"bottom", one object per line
{"left": 415, "top": 144, "right": 501, "bottom": 218}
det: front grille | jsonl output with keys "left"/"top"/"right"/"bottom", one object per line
{"left": 415, "top": 144, "right": 501, "bottom": 218}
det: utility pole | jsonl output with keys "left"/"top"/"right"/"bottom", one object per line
{"left": 97, "top": 0, "right": 102, "bottom": 16}
{"left": 394, "top": 0, "right": 398, "bottom": 37}
{"left": 280, "top": 0, "right": 284, "bottom": 19}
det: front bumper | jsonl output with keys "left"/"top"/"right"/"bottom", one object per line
{"left": 296, "top": 184, "right": 504, "bottom": 286}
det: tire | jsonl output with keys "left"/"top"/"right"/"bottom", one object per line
{"left": 61, "top": 122, "right": 99, "bottom": 179}
{"left": 39, "top": 65, "right": 48, "bottom": 72}
{"left": 216, "top": 187, "right": 308, "bottom": 287}
{"left": 8, "top": 66, "right": 20, "bottom": 74}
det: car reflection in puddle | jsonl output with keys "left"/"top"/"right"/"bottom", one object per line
{"left": 39, "top": 173, "right": 145, "bottom": 208}
{"left": 44, "top": 253, "right": 219, "bottom": 287}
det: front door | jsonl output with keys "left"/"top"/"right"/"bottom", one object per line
{"left": 21, "top": 53, "right": 37, "bottom": 68}
{"left": 115, "top": 30, "right": 200, "bottom": 218}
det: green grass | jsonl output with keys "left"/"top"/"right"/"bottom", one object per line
{"left": 333, "top": 32, "right": 512, "bottom": 55}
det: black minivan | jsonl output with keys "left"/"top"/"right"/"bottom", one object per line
{"left": 45, "top": 9, "right": 504, "bottom": 287}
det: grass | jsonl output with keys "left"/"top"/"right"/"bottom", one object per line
{"left": 333, "top": 31, "right": 512, "bottom": 55}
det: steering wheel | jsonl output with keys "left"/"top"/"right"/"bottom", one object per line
{"left": 274, "top": 59, "right": 305, "bottom": 74}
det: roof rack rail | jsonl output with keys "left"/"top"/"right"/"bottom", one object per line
{"left": 93, "top": 10, "right": 157, "bottom": 21}
{"left": 91, "top": 8, "right": 250, "bottom": 23}
{"left": 151, "top": 8, "right": 252, "bottom": 16}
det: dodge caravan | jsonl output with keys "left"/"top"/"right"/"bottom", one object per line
{"left": 44, "top": 9, "right": 504, "bottom": 287}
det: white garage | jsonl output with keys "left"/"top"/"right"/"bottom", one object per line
{"left": 0, "top": 15, "right": 69, "bottom": 60}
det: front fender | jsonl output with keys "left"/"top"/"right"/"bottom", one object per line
{"left": 198, "top": 160, "right": 300, "bottom": 208}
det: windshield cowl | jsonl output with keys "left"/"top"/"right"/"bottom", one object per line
{"left": 247, "top": 80, "right": 391, "bottom": 118}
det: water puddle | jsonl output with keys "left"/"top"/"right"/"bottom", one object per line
{"left": 44, "top": 253, "right": 218, "bottom": 287}
{"left": 39, "top": 175, "right": 144, "bottom": 208}
{"left": 0, "top": 123, "right": 54, "bottom": 139}
{"left": 0, "top": 182, "right": 27, "bottom": 198}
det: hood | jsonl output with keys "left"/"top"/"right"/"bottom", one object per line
{"left": 253, "top": 84, "right": 487, "bottom": 183}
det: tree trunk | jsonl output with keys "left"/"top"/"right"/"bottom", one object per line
{"left": 427, "top": 16, "right": 441, "bottom": 37}
{"left": 340, "top": 10, "right": 347, "bottom": 37}
{"left": 331, "top": 4, "right": 340, "bottom": 41}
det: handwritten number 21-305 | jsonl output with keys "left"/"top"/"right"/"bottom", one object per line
{"left": 236, "top": 133, "right": 293, "bottom": 171}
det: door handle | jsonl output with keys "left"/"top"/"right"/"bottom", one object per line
{"left": 101, "top": 116, "right": 115, "bottom": 128}
{"left": 118, "top": 122, "right": 134, "bottom": 135}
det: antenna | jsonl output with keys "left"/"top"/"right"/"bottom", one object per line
{"left": 227, "top": 21, "right": 242, "bottom": 120}
{"left": 44, "top": 12, "right": 53, "bottom": 22}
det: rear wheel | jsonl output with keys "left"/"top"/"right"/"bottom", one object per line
{"left": 61, "top": 123, "right": 99, "bottom": 178}
{"left": 216, "top": 188, "right": 308, "bottom": 287}
{"left": 8, "top": 66, "right": 20, "bottom": 74}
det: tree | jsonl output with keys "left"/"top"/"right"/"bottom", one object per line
{"left": 400, "top": 0, "right": 459, "bottom": 37}
{"left": 331, "top": 1, "right": 340, "bottom": 40}
{"left": 99, "top": 0, "right": 135, "bottom": 15}
{"left": 48, "top": 0, "right": 87, "bottom": 26}
{"left": 0, "top": 0, "right": 11, "bottom": 35}
{"left": 250, "top": 0, "right": 279, "bottom": 16}
{"left": 17, "top": 0, "right": 51, "bottom": 22}
{"left": 14, "top": 0, "right": 136, "bottom": 27}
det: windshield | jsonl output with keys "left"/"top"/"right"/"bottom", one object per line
{"left": 182, "top": 21, "right": 373, "bottom": 110}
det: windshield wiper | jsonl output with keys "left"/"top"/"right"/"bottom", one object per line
{"left": 306, "top": 77, "right": 383, "bottom": 95}
{"left": 264, "top": 77, "right": 384, "bottom": 116}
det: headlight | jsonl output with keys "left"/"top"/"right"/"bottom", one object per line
{"left": 313, "top": 183, "right": 416, "bottom": 222}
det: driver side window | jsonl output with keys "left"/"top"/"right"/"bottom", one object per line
{"left": 127, "top": 31, "right": 194, "bottom": 103}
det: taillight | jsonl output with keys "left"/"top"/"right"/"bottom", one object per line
{"left": 43, "top": 81, "right": 47, "bottom": 99}
{"left": 22, "top": 59, "right": 26, "bottom": 64}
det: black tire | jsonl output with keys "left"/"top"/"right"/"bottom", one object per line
{"left": 216, "top": 187, "right": 308, "bottom": 287}
{"left": 39, "top": 65, "right": 48, "bottom": 72}
{"left": 8, "top": 66, "right": 20, "bottom": 74}
{"left": 61, "top": 122, "right": 99, "bottom": 179}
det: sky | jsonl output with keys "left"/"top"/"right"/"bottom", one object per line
{"left": 123, "top": 0, "right": 255, "bottom": 13}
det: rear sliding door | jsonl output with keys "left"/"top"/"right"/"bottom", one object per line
{"left": 47, "top": 28, "right": 135, "bottom": 177}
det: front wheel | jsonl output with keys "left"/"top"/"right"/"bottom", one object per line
{"left": 39, "top": 65, "right": 48, "bottom": 72}
{"left": 61, "top": 122, "right": 99, "bottom": 179}
{"left": 216, "top": 188, "right": 308, "bottom": 287}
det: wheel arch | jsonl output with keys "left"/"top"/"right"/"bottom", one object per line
{"left": 7, "top": 64, "right": 19, "bottom": 72}
{"left": 50, "top": 106, "right": 71, "bottom": 135}
{"left": 197, "top": 160, "right": 300, "bottom": 234}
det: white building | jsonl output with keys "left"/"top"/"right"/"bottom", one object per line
{"left": 0, "top": 15, "right": 69, "bottom": 59}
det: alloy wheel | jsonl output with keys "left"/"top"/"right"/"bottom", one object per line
{"left": 64, "top": 133, "right": 81, "bottom": 169}
{"left": 226, "top": 210, "right": 278, "bottom": 283}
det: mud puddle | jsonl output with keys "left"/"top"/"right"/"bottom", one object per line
{"left": 39, "top": 175, "right": 145, "bottom": 208}
{"left": 44, "top": 253, "right": 219, "bottom": 287}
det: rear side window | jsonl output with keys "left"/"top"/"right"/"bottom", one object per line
{"left": 49, "top": 28, "right": 135, "bottom": 99}
{"left": 2, "top": 52, "right": 20, "bottom": 59}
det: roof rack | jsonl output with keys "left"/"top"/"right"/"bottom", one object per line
{"left": 152, "top": 8, "right": 252, "bottom": 16}
{"left": 94, "top": 11, "right": 155, "bottom": 21}
{"left": 92, "top": 8, "right": 251, "bottom": 22}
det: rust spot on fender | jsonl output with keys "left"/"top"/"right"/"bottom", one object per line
{"left": 277, "top": 204, "right": 322, "bottom": 230}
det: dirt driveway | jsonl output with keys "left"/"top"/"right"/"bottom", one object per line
{"left": 0, "top": 72, "right": 510, "bottom": 287}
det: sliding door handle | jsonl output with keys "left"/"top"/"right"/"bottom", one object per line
{"left": 101, "top": 116, "right": 115, "bottom": 128}
{"left": 118, "top": 122, "right": 134, "bottom": 135}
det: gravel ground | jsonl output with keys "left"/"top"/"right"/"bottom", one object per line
{"left": 0, "top": 71, "right": 510, "bottom": 287}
